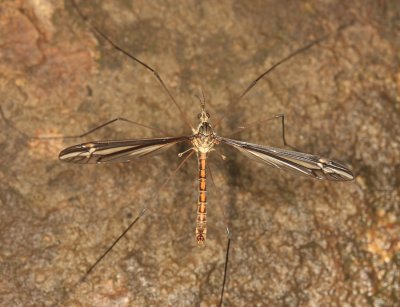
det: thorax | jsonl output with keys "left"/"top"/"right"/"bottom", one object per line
{"left": 191, "top": 121, "right": 217, "bottom": 154}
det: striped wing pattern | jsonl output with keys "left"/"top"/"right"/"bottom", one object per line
{"left": 59, "top": 136, "right": 189, "bottom": 164}
{"left": 217, "top": 137, "right": 354, "bottom": 181}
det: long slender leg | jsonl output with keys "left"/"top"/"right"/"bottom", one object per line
{"left": 205, "top": 162, "right": 231, "bottom": 306}
{"left": 52, "top": 117, "right": 169, "bottom": 140}
{"left": 214, "top": 20, "right": 354, "bottom": 128}
{"left": 70, "top": 0, "right": 194, "bottom": 131}
{"left": 81, "top": 207, "right": 146, "bottom": 281}
{"left": 237, "top": 22, "right": 352, "bottom": 102}
{"left": 84, "top": 150, "right": 194, "bottom": 277}
{"left": 226, "top": 113, "right": 298, "bottom": 150}
{"left": 219, "top": 227, "right": 231, "bottom": 307}
{"left": 0, "top": 106, "right": 168, "bottom": 140}
{"left": 57, "top": 150, "right": 195, "bottom": 305}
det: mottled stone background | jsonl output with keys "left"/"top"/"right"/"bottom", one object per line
{"left": 0, "top": 0, "right": 399, "bottom": 306}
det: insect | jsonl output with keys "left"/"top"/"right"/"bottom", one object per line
{"left": 57, "top": 1, "right": 355, "bottom": 304}
{"left": 60, "top": 98, "right": 354, "bottom": 243}
{"left": 60, "top": 5, "right": 354, "bottom": 245}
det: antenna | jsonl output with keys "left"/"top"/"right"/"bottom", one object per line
{"left": 194, "top": 87, "right": 206, "bottom": 111}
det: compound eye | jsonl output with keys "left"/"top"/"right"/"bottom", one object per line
{"left": 206, "top": 112, "right": 210, "bottom": 118}
{"left": 197, "top": 113, "right": 202, "bottom": 119}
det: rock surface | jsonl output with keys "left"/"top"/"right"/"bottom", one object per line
{"left": 0, "top": 0, "right": 399, "bottom": 306}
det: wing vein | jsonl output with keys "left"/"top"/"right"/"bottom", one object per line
{"left": 217, "top": 136, "right": 354, "bottom": 181}
{"left": 59, "top": 136, "right": 191, "bottom": 164}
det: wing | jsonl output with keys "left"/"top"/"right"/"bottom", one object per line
{"left": 217, "top": 137, "right": 354, "bottom": 181}
{"left": 59, "top": 136, "right": 190, "bottom": 164}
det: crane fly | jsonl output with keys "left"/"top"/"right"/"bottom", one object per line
{"left": 61, "top": 2, "right": 355, "bottom": 246}
{"left": 59, "top": 100, "right": 354, "bottom": 244}
{"left": 54, "top": 2, "right": 356, "bottom": 304}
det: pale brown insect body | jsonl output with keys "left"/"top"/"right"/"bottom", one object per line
{"left": 190, "top": 108, "right": 218, "bottom": 244}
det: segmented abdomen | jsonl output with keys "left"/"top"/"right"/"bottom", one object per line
{"left": 196, "top": 153, "right": 207, "bottom": 244}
